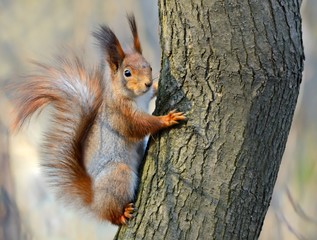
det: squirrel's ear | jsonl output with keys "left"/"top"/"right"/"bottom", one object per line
{"left": 127, "top": 14, "right": 142, "bottom": 54}
{"left": 93, "top": 25, "right": 125, "bottom": 72}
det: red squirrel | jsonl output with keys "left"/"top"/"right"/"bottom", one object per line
{"left": 12, "top": 14, "right": 185, "bottom": 225}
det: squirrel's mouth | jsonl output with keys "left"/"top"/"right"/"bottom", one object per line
{"left": 140, "top": 86, "right": 151, "bottom": 94}
{"left": 131, "top": 88, "right": 149, "bottom": 97}
{"left": 143, "top": 88, "right": 150, "bottom": 93}
{"left": 139, "top": 89, "right": 149, "bottom": 95}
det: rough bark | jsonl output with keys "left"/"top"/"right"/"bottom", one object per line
{"left": 116, "top": 0, "right": 304, "bottom": 239}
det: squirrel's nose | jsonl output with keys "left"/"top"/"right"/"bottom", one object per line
{"left": 145, "top": 82, "right": 152, "bottom": 88}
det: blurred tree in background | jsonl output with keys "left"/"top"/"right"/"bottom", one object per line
{"left": 0, "top": 1, "right": 316, "bottom": 240}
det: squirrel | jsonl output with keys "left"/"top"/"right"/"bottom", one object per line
{"left": 12, "top": 14, "right": 185, "bottom": 225}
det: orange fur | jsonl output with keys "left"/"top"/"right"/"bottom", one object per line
{"left": 13, "top": 55, "right": 103, "bottom": 206}
{"left": 13, "top": 14, "right": 185, "bottom": 226}
{"left": 127, "top": 14, "right": 142, "bottom": 53}
{"left": 97, "top": 165, "right": 136, "bottom": 225}
{"left": 108, "top": 99, "right": 185, "bottom": 142}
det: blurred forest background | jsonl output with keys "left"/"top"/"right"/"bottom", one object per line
{"left": 0, "top": 1, "right": 316, "bottom": 240}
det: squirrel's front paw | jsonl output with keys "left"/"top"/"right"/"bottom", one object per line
{"left": 160, "top": 109, "right": 186, "bottom": 127}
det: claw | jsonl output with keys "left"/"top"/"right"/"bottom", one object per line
{"left": 119, "top": 215, "right": 127, "bottom": 225}
{"left": 159, "top": 109, "right": 186, "bottom": 127}
{"left": 118, "top": 202, "right": 136, "bottom": 225}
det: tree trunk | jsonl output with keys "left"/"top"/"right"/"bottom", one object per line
{"left": 116, "top": 0, "right": 304, "bottom": 239}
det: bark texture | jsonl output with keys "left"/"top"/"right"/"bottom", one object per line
{"left": 116, "top": 0, "right": 304, "bottom": 239}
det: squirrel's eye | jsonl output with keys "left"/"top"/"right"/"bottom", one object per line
{"left": 124, "top": 69, "right": 132, "bottom": 77}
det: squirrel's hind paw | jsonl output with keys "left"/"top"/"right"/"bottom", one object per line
{"left": 119, "top": 203, "right": 136, "bottom": 225}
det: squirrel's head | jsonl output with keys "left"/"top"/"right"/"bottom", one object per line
{"left": 93, "top": 14, "right": 153, "bottom": 97}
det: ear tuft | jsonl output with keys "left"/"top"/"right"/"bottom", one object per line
{"left": 93, "top": 25, "right": 125, "bottom": 72}
{"left": 127, "top": 14, "right": 142, "bottom": 54}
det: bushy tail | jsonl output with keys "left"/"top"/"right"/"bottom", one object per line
{"left": 13, "top": 55, "right": 104, "bottom": 205}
